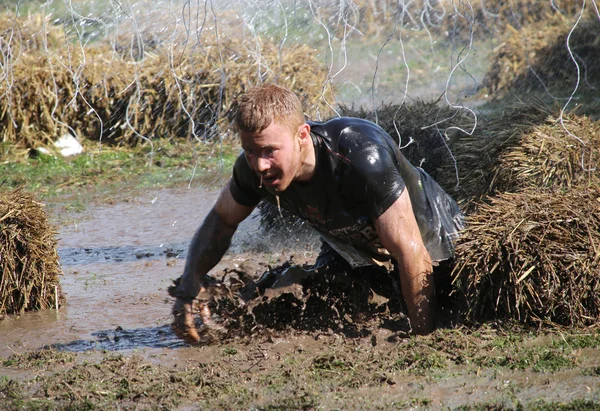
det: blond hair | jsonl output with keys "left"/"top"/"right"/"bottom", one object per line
{"left": 236, "top": 84, "right": 305, "bottom": 135}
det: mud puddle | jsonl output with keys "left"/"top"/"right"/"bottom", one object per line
{"left": 0, "top": 186, "right": 317, "bottom": 357}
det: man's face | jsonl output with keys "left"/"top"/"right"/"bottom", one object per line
{"left": 240, "top": 121, "right": 301, "bottom": 193}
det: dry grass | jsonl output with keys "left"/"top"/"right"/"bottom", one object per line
{"left": 453, "top": 185, "right": 600, "bottom": 326}
{"left": 483, "top": 11, "right": 600, "bottom": 96}
{"left": 326, "top": 0, "right": 582, "bottom": 39}
{"left": 0, "top": 13, "right": 333, "bottom": 148}
{"left": 452, "top": 109, "right": 600, "bottom": 326}
{"left": 0, "top": 188, "right": 63, "bottom": 315}
{"left": 438, "top": 105, "right": 553, "bottom": 205}
{"left": 0, "top": 13, "right": 65, "bottom": 54}
{"left": 492, "top": 112, "right": 600, "bottom": 192}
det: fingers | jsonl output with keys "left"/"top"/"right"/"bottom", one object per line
{"left": 171, "top": 300, "right": 201, "bottom": 344}
{"left": 199, "top": 302, "right": 211, "bottom": 325}
{"left": 172, "top": 298, "right": 225, "bottom": 345}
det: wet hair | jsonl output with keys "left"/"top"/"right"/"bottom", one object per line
{"left": 236, "top": 83, "right": 305, "bottom": 135}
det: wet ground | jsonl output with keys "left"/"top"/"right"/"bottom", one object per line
{"left": 1, "top": 186, "right": 600, "bottom": 410}
{"left": 0, "top": 185, "right": 318, "bottom": 357}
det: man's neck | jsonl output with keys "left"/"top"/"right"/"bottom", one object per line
{"left": 295, "top": 136, "right": 317, "bottom": 182}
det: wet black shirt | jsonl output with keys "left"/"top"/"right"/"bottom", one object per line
{"left": 230, "top": 117, "right": 463, "bottom": 267}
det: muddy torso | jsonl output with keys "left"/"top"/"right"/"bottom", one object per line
{"left": 230, "top": 117, "right": 463, "bottom": 267}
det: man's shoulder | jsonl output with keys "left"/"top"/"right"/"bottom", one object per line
{"left": 310, "top": 117, "right": 394, "bottom": 154}
{"left": 309, "top": 116, "right": 383, "bottom": 136}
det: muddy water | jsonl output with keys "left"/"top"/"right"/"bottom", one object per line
{"left": 0, "top": 186, "right": 317, "bottom": 358}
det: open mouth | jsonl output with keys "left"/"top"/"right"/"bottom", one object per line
{"left": 262, "top": 174, "right": 279, "bottom": 186}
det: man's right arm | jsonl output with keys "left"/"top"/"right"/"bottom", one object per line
{"left": 170, "top": 180, "right": 255, "bottom": 343}
{"left": 171, "top": 180, "right": 255, "bottom": 300}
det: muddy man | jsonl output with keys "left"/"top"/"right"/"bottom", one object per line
{"left": 169, "top": 83, "right": 463, "bottom": 343}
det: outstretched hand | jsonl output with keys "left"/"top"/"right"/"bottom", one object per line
{"left": 171, "top": 289, "right": 224, "bottom": 345}
{"left": 171, "top": 298, "right": 202, "bottom": 344}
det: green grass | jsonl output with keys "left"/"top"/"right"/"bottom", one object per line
{"left": 221, "top": 346, "right": 238, "bottom": 356}
{"left": 0, "top": 376, "right": 22, "bottom": 401}
{"left": 552, "top": 333, "right": 600, "bottom": 350}
{"left": 0, "top": 141, "right": 237, "bottom": 204}
{"left": 393, "top": 351, "right": 447, "bottom": 375}
{"left": 2, "top": 349, "right": 75, "bottom": 369}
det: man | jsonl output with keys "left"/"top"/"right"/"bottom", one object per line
{"left": 169, "top": 83, "right": 463, "bottom": 343}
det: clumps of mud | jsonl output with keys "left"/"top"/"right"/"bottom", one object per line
{"left": 0, "top": 188, "right": 63, "bottom": 315}
{"left": 195, "top": 260, "right": 416, "bottom": 342}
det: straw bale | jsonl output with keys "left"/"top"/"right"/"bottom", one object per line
{"left": 0, "top": 13, "right": 66, "bottom": 55}
{"left": 453, "top": 184, "right": 600, "bottom": 326}
{"left": 491, "top": 112, "right": 600, "bottom": 193}
{"left": 452, "top": 110, "right": 600, "bottom": 326}
{"left": 0, "top": 25, "right": 331, "bottom": 148}
{"left": 0, "top": 188, "right": 63, "bottom": 315}
{"left": 445, "top": 0, "right": 582, "bottom": 37}
{"left": 483, "top": 12, "right": 600, "bottom": 96}
{"left": 431, "top": 104, "right": 552, "bottom": 207}
{"left": 325, "top": 0, "right": 581, "bottom": 40}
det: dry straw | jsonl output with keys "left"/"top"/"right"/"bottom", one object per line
{"left": 433, "top": 104, "right": 553, "bottom": 208}
{"left": 453, "top": 186, "right": 600, "bottom": 326}
{"left": 483, "top": 9, "right": 600, "bottom": 96}
{"left": 492, "top": 113, "right": 600, "bottom": 192}
{"left": 0, "top": 14, "right": 332, "bottom": 148}
{"left": 327, "top": 0, "right": 581, "bottom": 40}
{"left": 0, "top": 188, "right": 63, "bottom": 315}
{"left": 452, "top": 111, "right": 600, "bottom": 326}
{"left": 0, "top": 12, "right": 65, "bottom": 54}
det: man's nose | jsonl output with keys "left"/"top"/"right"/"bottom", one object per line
{"left": 256, "top": 156, "right": 270, "bottom": 173}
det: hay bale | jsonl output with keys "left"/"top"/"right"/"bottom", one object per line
{"left": 492, "top": 112, "right": 600, "bottom": 193}
{"left": 431, "top": 104, "right": 552, "bottom": 207}
{"left": 452, "top": 111, "right": 600, "bottom": 326}
{"left": 0, "top": 188, "right": 63, "bottom": 315}
{"left": 0, "top": 13, "right": 333, "bottom": 148}
{"left": 483, "top": 11, "right": 600, "bottom": 97}
{"left": 321, "top": 0, "right": 581, "bottom": 42}
{"left": 0, "top": 13, "right": 66, "bottom": 54}
{"left": 453, "top": 184, "right": 600, "bottom": 326}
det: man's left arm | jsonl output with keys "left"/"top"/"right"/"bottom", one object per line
{"left": 374, "top": 189, "right": 435, "bottom": 335}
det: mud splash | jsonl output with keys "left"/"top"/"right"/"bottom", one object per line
{"left": 205, "top": 261, "right": 409, "bottom": 339}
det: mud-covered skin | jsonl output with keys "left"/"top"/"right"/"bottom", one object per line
{"left": 231, "top": 117, "right": 463, "bottom": 267}
{"left": 168, "top": 208, "right": 238, "bottom": 301}
{"left": 169, "top": 201, "right": 249, "bottom": 344}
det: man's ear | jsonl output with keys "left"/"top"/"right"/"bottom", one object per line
{"left": 297, "top": 123, "right": 311, "bottom": 147}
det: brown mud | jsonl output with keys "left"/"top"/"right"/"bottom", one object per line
{"left": 1, "top": 187, "right": 600, "bottom": 410}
